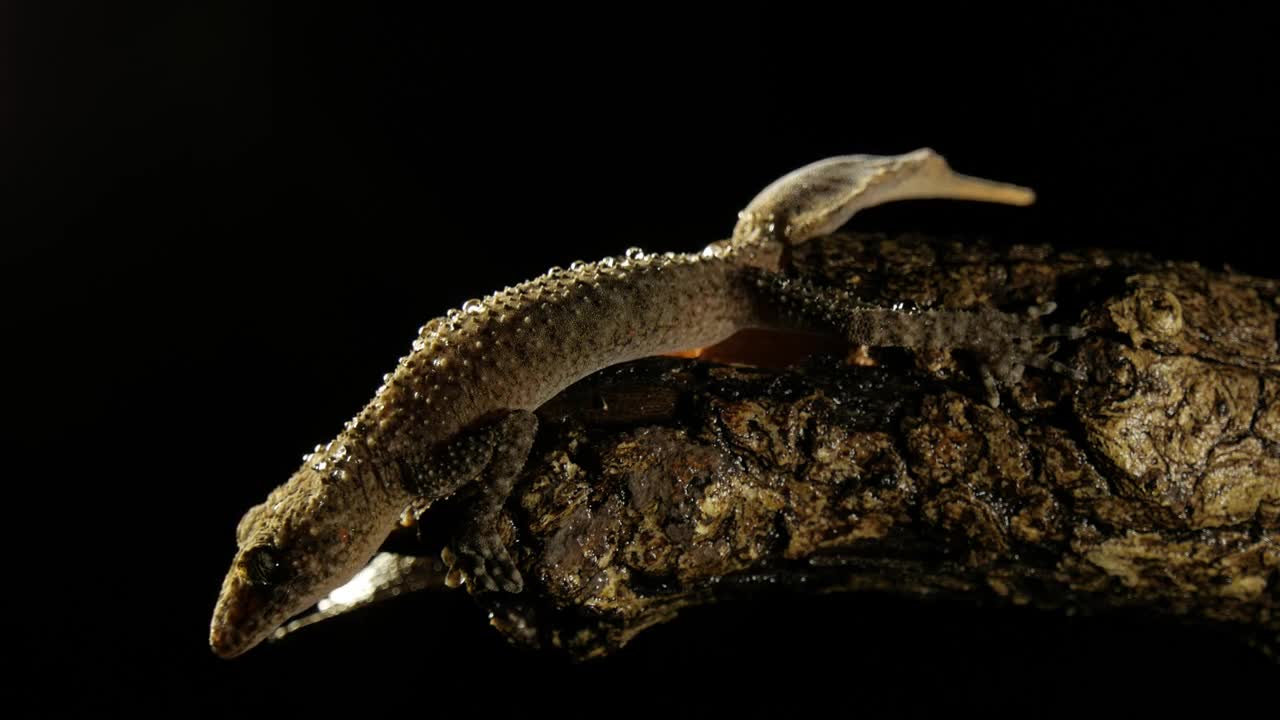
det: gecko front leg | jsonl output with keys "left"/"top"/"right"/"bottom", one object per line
{"left": 263, "top": 413, "right": 537, "bottom": 644}
{"left": 407, "top": 410, "right": 538, "bottom": 594}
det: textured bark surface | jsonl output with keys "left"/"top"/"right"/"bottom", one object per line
{"left": 410, "top": 232, "right": 1280, "bottom": 659}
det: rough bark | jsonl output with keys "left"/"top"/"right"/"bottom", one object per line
{"left": 407, "top": 232, "right": 1280, "bottom": 660}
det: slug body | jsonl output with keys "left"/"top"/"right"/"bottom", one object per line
{"left": 210, "top": 149, "right": 1062, "bottom": 657}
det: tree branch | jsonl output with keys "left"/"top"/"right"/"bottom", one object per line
{"left": 426, "top": 232, "right": 1279, "bottom": 659}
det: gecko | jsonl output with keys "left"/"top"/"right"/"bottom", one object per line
{"left": 209, "top": 149, "right": 1082, "bottom": 658}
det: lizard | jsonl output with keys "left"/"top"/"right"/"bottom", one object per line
{"left": 209, "top": 148, "right": 1084, "bottom": 658}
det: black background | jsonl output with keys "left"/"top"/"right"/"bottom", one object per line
{"left": 7, "top": 3, "right": 1277, "bottom": 715}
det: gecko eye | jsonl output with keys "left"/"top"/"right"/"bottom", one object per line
{"left": 244, "top": 545, "right": 281, "bottom": 587}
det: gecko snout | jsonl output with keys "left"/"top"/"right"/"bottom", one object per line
{"left": 209, "top": 573, "right": 262, "bottom": 658}
{"left": 210, "top": 543, "right": 292, "bottom": 658}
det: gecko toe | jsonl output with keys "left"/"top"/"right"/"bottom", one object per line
{"left": 1026, "top": 301, "right": 1057, "bottom": 319}
{"left": 446, "top": 529, "right": 524, "bottom": 595}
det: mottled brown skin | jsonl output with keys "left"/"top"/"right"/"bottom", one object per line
{"left": 210, "top": 149, "right": 1057, "bottom": 657}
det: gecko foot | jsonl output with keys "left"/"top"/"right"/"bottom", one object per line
{"left": 429, "top": 410, "right": 537, "bottom": 595}
{"left": 977, "top": 336, "right": 1087, "bottom": 407}
{"left": 1023, "top": 302, "right": 1088, "bottom": 343}
{"left": 443, "top": 527, "right": 524, "bottom": 594}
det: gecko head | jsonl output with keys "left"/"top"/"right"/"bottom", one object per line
{"left": 209, "top": 464, "right": 397, "bottom": 658}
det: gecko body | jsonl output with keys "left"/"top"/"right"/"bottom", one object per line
{"left": 210, "top": 149, "right": 1072, "bottom": 657}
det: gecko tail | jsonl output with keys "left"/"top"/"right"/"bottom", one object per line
{"left": 732, "top": 148, "right": 1036, "bottom": 246}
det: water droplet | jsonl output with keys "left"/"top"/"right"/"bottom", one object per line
{"left": 313, "top": 444, "right": 324, "bottom": 453}
{"left": 312, "top": 460, "right": 328, "bottom": 472}
{"left": 383, "top": 373, "right": 393, "bottom": 383}
{"left": 569, "top": 260, "right": 587, "bottom": 271}
{"left": 433, "top": 356, "right": 449, "bottom": 368}
{"left": 333, "top": 445, "right": 348, "bottom": 461}
{"left": 599, "top": 256, "right": 615, "bottom": 269}
{"left": 545, "top": 266, "right": 563, "bottom": 277}
{"left": 446, "top": 309, "right": 462, "bottom": 321}
{"left": 625, "top": 247, "right": 645, "bottom": 260}
{"left": 463, "top": 299, "right": 486, "bottom": 314}
{"left": 412, "top": 338, "right": 426, "bottom": 351}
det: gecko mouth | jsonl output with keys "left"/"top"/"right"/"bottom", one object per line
{"left": 209, "top": 624, "right": 250, "bottom": 659}
{"left": 210, "top": 567, "right": 320, "bottom": 659}
{"left": 209, "top": 574, "right": 269, "bottom": 659}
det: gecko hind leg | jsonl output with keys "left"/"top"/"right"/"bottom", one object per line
{"left": 978, "top": 302, "right": 1088, "bottom": 404}
{"left": 1018, "top": 301, "right": 1080, "bottom": 345}
{"left": 1002, "top": 302, "right": 1089, "bottom": 383}
{"left": 1020, "top": 301, "right": 1087, "bottom": 344}
{"left": 749, "top": 272, "right": 1085, "bottom": 407}
{"left": 440, "top": 409, "right": 538, "bottom": 595}
{"left": 976, "top": 335, "right": 1088, "bottom": 407}
{"left": 1008, "top": 338, "right": 1087, "bottom": 381}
